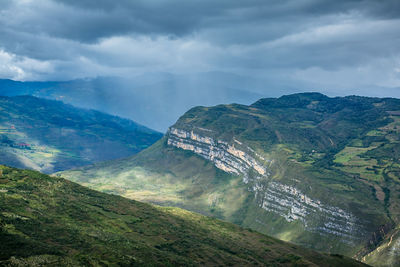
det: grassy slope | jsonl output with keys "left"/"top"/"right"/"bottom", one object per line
{"left": 0, "top": 96, "right": 162, "bottom": 173}
{"left": 59, "top": 93, "right": 400, "bottom": 264}
{"left": 0, "top": 165, "right": 366, "bottom": 266}
{"left": 362, "top": 227, "right": 400, "bottom": 267}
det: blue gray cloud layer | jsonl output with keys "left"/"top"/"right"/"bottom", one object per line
{"left": 0, "top": 0, "right": 400, "bottom": 97}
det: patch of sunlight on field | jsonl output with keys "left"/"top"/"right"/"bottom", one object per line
{"left": 334, "top": 146, "right": 378, "bottom": 164}
{"left": 334, "top": 145, "right": 386, "bottom": 181}
{"left": 366, "top": 130, "right": 385, "bottom": 136}
{"left": 39, "top": 152, "right": 54, "bottom": 158}
{"left": 125, "top": 190, "right": 183, "bottom": 203}
{"left": 10, "top": 142, "right": 61, "bottom": 173}
{"left": 276, "top": 229, "right": 302, "bottom": 243}
{"left": 76, "top": 167, "right": 191, "bottom": 205}
{"left": 215, "top": 178, "right": 248, "bottom": 218}
{"left": 14, "top": 152, "right": 43, "bottom": 171}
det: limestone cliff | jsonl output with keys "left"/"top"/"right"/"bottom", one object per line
{"left": 167, "top": 127, "right": 365, "bottom": 244}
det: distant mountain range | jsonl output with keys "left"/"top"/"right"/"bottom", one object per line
{"left": 0, "top": 95, "right": 161, "bottom": 173}
{"left": 60, "top": 93, "right": 400, "bottom": 266}
{"left": 0, "top": 165, "right": 365, "bottom": 266}
{"left": 0, "top": 72, "right": 284, "bottom": 131}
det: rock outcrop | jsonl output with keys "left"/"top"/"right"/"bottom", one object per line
{"left": 167, "top": 127, "right": 364, "bottom": 243}
{"left": 168, "top": 127, "right": 268, "bottom": 176}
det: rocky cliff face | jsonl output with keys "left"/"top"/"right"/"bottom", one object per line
{"left": 167, "top": 127, "right": 365, "bottom": 244}
{"left": 168, "top": 127, "right": 268, "bottom": 177}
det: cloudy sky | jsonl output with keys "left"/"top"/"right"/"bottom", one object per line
{"left": 1, "top": 0, "right": 400, "bottom": 97}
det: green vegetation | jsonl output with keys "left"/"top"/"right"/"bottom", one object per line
{"left": 362, "top": 227, "right": 400, "bottom": 267}
{"left": 0, "top": 165, "right": 366, "bottom": 266}
{"left": 60, "top": 93, "right": 400, "bottom": 265}
{"left": 0, "top": 95, "right": 162, "bottom": 173}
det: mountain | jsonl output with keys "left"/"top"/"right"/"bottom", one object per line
{"left": 60, "top": 93, "right": 400, "bottom": 266}
{"left": 0, "top": 95, "right": 162, "bottom": 173}
{"left": 0, "top": 165, "right": 365, "bottom": 266}
{"left": 0, "top": 73, "right": 272, "bottom": 131}
{"left": 2, "top": 77, "right": 400, "bottom": 133}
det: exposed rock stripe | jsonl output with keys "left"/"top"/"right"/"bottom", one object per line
{"left": 167, "top": 127, "right": 364, "bottom": 243}
{"left": 168, "top": 128, "right": 267, "bottom": 176}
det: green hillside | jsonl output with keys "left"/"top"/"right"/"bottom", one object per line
{"left": 0, "top": 165, "right": 366, "bottom": 266}
{"left": 60, "top": 93, "right": 400, "bottom": 266}
{"left": 0, "top": 95, "right": 162, "bottom": 173}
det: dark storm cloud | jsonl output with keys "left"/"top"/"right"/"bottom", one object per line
{"left": 0, "top": 0, "right": 399, "bottom": 99}
{"left": 1, "top": 0, "right": 398, "bottom": 48}
{"left": 45, "top": 0, "right": 400, "bottom": 42}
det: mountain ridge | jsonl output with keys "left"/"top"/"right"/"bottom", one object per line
{"left": 0, "top": 74, "right": 269, "bottom": 131}
{"left": 0, "top": 95, "right": 162, "bottom": 173}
